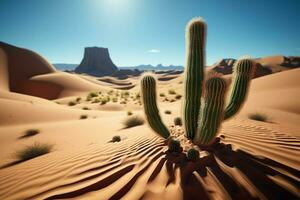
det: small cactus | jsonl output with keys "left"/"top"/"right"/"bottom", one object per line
{"left": 168, "top": 138, "right": 181, "bottom": 153}
{"left": 187, "top": 148, "right": 199, "bottom": 161}
{"left": 140, "top": 74, "right": 170, "bottom": 139}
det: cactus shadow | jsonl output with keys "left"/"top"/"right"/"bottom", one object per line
{"left": 151, "top": 141, "right": 299, "bottom": 200}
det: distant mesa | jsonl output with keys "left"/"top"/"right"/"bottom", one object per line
{"left": 75, "top": 47, "right": 118, "bottom": 76}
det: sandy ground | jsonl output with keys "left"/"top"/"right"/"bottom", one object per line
{"left": 0, "top": 44, "right": 299, "bottom": 199}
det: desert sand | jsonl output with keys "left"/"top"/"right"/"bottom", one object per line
{"left": 0, "top": 43, "right": 299, "bottom": 200}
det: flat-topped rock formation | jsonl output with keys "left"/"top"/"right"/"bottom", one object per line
{"left": 75, "top": 47, "right": 118, "bottom": 77}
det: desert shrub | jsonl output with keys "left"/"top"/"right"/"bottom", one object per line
{"left": 127, "top": 111, "right": 133, "bottom": 116}
{"left": 80, "top": 115, "right": 88, "bottom": 119}
{"left": 165, "top": 110, "right": 172, "bottom": 114}
{"left": 174, "top": 117, "right": 182, "bottom": 126}
{"left": 175, "top": 94, "right": 182, "bottom": 100}
{"left": 68, "top": 101, "right": 76, "bottom": 106}
{"left": 123, "top": 115, "right": 144, "bottom": 128}
{"left": 88, "top": 92, "right": 98, "bottom": 98}
{"left": 112, "top": 97, "right": 118, "bottom": 102}
{"left": 86, "top": 96, "right": 92, "bottom": 101}
{"left": 135, "top": 93, "right": 140, "bottom": 100}
{"left": 15, "top": 142, "right": 53, "bottom": 162}
{"left": 82, "top": 107, "right": 90, "bottom": 110}
{"left": 168, "top": 89, "right": 176, "bottom": 95}
{"left": 76, "top": 97, "right": 81, "bottom": 102}
{"left": 159, "top": 93, "right": 165, "bottom": 97}
{"left": 248, "top": 113, "right": 268, "bottom": 122}
{"left": 108, "top": 90, "right": 114, "bottom": 95}
{"left": 92, "top": 99, "right": 100, "bottom": 103}
{"left": 21, "top": 129, "right": 40, "bottom": 138}
{"left": 100, "top": 99, "right": 107, "bottom": 105}
{"left": 170, "top": 99, "right": 175, "bottom": 102}
{"left": 111, "top": 135, "right": 121, "bottom": 142}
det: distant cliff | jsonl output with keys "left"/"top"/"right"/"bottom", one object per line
{"left": 75, "top": 47, "right": 118, "bottom": 76}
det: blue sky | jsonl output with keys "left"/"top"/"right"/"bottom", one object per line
{"left": 0, "top": 0, "right": 299, "bottom": 66}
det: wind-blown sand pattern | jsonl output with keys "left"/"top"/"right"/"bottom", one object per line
{"left": 0, "top": 120, "right": 299, "bottom": 200}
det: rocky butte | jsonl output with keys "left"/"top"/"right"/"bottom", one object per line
{"left": 75, "top": 47, "right": 118, "bottom": 76}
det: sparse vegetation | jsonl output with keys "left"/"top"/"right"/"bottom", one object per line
{"left": 127, "top": 111, "right": 133, "bottom": 116}
{"left": 174, "top": 117, "right": 182, "bottom": 126}
{"left": 88, "top": 92, "right": 98, "bottom": 98}
{"left": 123, "top": 115, "right": 144, "bottom": 128}
{"left": 21, "top": 129, "right": 40, "bottom": 138}
{"left": 175, "top": 94, "right": 182, "bottom": 100}
{"left": 82, "top": 107, "right": 90, "bottom": 110}
{"left": 168, "top": 89, "right": 176, "bottom": 95}
{"left": 92, "top": 99, "right": 100, "bottom": 103}
{"left": 159, "top": 93, "right": 165, "bottom": 97}
{"left": 165, "top": 110, "right": 172, "bottom": 114}
{"left": 80, "top": 115, "right": 88, "bottom": 119}
{"left": 14, "top": 142, "right": 53, "bottom": 162}
{"left": 68, "top": 101, "right": 76, "bottom": 106}
{"left": 248, "top": 113, "right": 269, "bottom": 122}
{"left": 100, "top": 99, "right": 107, "bottom": 105}
{"left": 112, "top": 97, "right": 118, "bottom": 102}
{"left": 76, "top": 97, "right": 81, "bottom": 102}
{"left": 111, "top": 135, "right": 121, "bottom": 143}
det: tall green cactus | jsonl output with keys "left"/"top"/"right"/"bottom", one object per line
{"left": 224, "top": 59, "right": 255, "bottom": 119}
{"left": 140, "top": 74, "right": 170, "bottom": 139}
{"left": 193, "top": 77, "right": 227, "bottom": 145}
{"left": 183, "top": 17, "right": 206, "bottom": 139}
{"left": 140, "top": 17, "right": 255, "bottom": 146}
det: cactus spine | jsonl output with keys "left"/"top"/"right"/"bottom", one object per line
{"left": 140, "top": 74, "right": 170, "bottom": 139}
{"left": 194, "top": 77, "right": 227, "bottom": 145}
{"left": 183, "top": 18, "right": 206, "bottom": 139}
{"left": 224, "top": 59, "right": 255, "bottom": 119}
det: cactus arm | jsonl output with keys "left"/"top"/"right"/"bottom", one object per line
{"left": 224, "top": 59, "right": 255, "bottom": 120}
{"left": 194, "top": 77, "right": 227, "bottom": 145}
{"left": 183, "top": 17, "right": 206, "bottom": 139}
{"left": 141, "top": 74, "right": 170, "bottom": 139}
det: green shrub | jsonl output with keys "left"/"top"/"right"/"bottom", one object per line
{"left": 15, "top": 142, "right": 53, "bottom": 162}
{"left": 165, "top": 110, "right": 172, "bottom": 114}
{"left": 159, "top": 93, "right": 165, "bottom": 97}
{"left": 21, "top": 129, "right": 40, "bottom": 138}
{"left": 248, "top": 113, "right": 268, "bottom": 122}
{"left": 174, "top": 117, "right": 182, "bottom": 126}
{"left": 168, "top": 89, "right": 176, "bottom": 95}
{"left": 123, "top": 115, "right": 144, "bottom": 128}
{"left": 80, "top": 115, "right": 88, "bottom": 119}
{"left": 175, "top": 94, "right": 182, "bottom": 100}
{"left": 68, "top": 101, "right": 76, "bottom": 106}
{"left": 111, "top": 135, "right": 121, "bottom": 142}
{"left": 76, "top": 97, "right": 82, "bottom": 102}
{"left": 88, "top": 92, "right": 98, "bottom": 98}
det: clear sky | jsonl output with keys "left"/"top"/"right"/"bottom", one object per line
{"left": 0, "top": 0, "right": 299, "bottom": 66}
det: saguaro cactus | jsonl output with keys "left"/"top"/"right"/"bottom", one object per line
{"left": 183, "top": 18, "right": 206, "bottom": 140}
{"left": 140, "top": 17, "right": 255, "bottom": 146}
{"left": 140, "top": 74, "right": 170, "bottom": 139}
